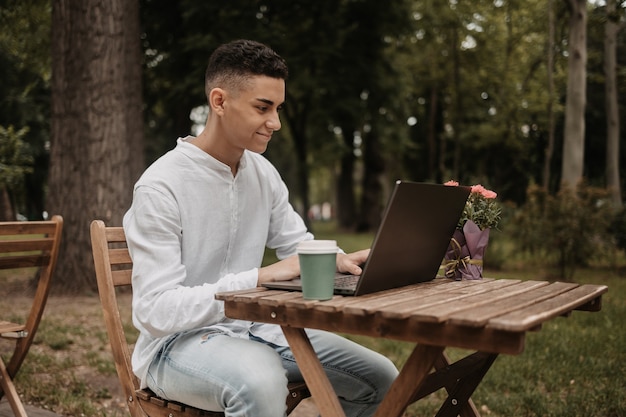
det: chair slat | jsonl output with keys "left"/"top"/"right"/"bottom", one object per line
{"left": 109, "top": 248, "right": 132, "bottom": 265}
{"left": 105, "top": 227, "right": 126, "bottom": 243}
{"left": 0, "top": 321, "right": 26, "bottom": 334}
{"left": 0, "top": 254, "right": 50, "bottom": 269}
{"left": 0, "top": 222, "right": 57, "bottom": 236}
{"left": 111, "top": 269, "right": 132, "bottom": 286}
{"left": 0, "top": 238, "right": 54, "bottom": 254}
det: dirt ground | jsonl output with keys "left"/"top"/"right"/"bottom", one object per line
{"left": 1, "top": 292, "right": 318, "bottom": 416}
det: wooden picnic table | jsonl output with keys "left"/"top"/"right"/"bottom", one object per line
{"left": 216, "top": 277, "right": 607, "bottom": 417}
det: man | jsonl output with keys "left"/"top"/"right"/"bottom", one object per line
{"left": 123, "top": 39, "right": 398, "bottom": 417}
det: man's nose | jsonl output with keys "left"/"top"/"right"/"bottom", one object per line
{"left": 267, "top": 112, "right": 281, "bottom": 131}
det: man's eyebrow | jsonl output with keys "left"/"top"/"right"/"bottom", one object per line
{"left": 255, "top": 98, "right": 274, "bottom": 105}
{"left": 255, "top": 98, "right": 284, "bottom": 107}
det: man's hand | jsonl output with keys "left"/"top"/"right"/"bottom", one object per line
{"left": 257, "top": 254, "right": 300, "bottom": 285}
{"left": 257, "top": 247, "right": 371, "bottom": 286}
{"left": 337, "top": 249, "right": 370, "bottom": 275}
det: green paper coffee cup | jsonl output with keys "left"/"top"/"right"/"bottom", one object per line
{"left": 297, "top": 240, "right": 338, "bottom": 301}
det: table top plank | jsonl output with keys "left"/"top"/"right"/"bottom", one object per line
{"left": 376, "top": 278, "right": 520, "bottom": 320}
{"left": 256, "top": 291, "right": 311, "bottom": 307}
{"left": 282, "top": 295, "right": 347, "bottom": 309}
{"left": 215, "top": 287, "right": 269, "bottom": 298}
{"left": 487, "top": 284, "right": 608, "bottom": 332}
{"left": 400, "top": 280, "right": 550, "bottom": 323}
{"left": 313, "top": 279, "right": 451, "bottom": 313}
{"left": 342, "top": 279, "right": 493, "bottom": 316}
{"left": 447, "top": 281, "right": 580, "bottom": 327}
{"left": 280, "top": 286, "right": 420, "bottom": 311}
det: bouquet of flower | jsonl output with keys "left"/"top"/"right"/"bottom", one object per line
{"left": 442, "top": 181, "right": 501, "bottom": 280}
{"left": 445, "top": 181, "right": 501, "bottom": 230}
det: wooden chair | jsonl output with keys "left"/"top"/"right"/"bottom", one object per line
{"left": 90, "top": 220, "right": 310, "bottom": 417}
{"left": 0, "top": 215, "right": 63, "bottom": 417}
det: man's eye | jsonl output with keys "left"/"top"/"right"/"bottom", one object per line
{"left": 277, "top": 105, "right": 284, "bottom": 112}
{"left": 257, "top": 106, "right": 268, "bottom": 112}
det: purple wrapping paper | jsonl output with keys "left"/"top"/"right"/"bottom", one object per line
{"left": 444, "top": 220, "right": 490, "bottom": 280}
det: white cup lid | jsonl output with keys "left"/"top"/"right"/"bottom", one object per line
{"left": 297, "top": 240, "right": 338, "bottom": 254}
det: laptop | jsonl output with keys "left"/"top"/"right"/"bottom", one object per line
{"left": 264, "top": 180, "right": 471, "bottom": 296}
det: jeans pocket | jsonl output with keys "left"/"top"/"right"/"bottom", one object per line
{"left": 199, "top": 329, "right": 227, "bottom": 344}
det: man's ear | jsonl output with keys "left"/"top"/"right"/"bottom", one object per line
{"left": 209, "top": 88, "right": 226, "bottom": 115}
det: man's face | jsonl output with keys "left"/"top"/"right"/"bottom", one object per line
{"left": 221, "top": 75, "right": 285, "bottom": 154}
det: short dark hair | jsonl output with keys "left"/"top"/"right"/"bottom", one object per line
{"left": 205, "top": 39, "right": 288, "bottom": 100}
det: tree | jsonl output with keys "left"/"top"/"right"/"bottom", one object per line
{"left": 0, "top": 0, "right": 51, "bottom": 220}
{"left": 604, "top": 0, "right": 624, "bottom": 207}
{"left": 135, "top": 0, "right": 623, "bottom": 226}
{"left": 0, "top": 125, "right": 34, "bottom": 220}
{"left": 138, "top": 0, "right": 415, "bottom": 232}
{"left": 49, "top": 0, "right": 143, "bottom": 292}
{"left": 396, "top": 0, "right": 557, "bottom": 203}
{"left": 325, "top": 0, "right": 413, "bottom": 231}
{"left": 543, "top": 0, "right": 557, "bottom": 190}
{"left": 561, "top": 0, "right": 588, "bottom": 189}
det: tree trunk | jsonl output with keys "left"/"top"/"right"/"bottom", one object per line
{"left": 427, "top": 87, "right": 438, "bottom": 181}
{"left": 543, "top": 0, "right": 556, "bottom": 191}
{"left": 561, "top": 0, "right": 587, "bottom": 189}
{"left": 293, "top": 129, "right": 311, "bottom": 230}
{"left": 357, "top": 125, "right": 385, "bottom": 232}
{"left": 49, "top": 0, "right": 143, "bottom": 293}
{"left": 0, "top": 188, "right": 14, "bottom": 221}
{"left": 281, "top": 108, "right": 311, "bottom": 229}
{"left": 336, "top": 125, "right": 357, "bottom": 231}
{"left": 604, "top": 0, "right": 622, "bottom": 207}
{"left": 451, "top": 26, "right": 461, "bottom": 183}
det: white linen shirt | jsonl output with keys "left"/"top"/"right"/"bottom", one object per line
{"left": 123, "top": 137, "right": 313, "bottom": 388}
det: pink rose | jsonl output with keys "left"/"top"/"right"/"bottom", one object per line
{"left": 444, "top": 180, "right": 459, "bottom": 186}
{"left": 482, "top": 189, "right": 497, "bottom": 199}
{"left": 471, "top": 184, "right": 497, "bottom": 199}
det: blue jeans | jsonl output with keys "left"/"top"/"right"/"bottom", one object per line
{"left": 146, "top": 328, "right": 399, "bottom": 417}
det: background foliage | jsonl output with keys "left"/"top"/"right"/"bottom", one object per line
{"left": 0, "top": 0, "right": 50, "bottom": 220}
{"left": 2, "top": 0, "right": 625, "bottom": 222}
{"left": 512, "top": 182, "right": 616, "bottom": 279}
{"left": 2, "top": 0, "right": 626, "bottom": 285}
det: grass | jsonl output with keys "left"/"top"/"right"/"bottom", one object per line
{"left": 1, "top": 223, "right": 625, "bottom": 416}
{"left": 0, "top": 293, "right": 129, "bottom": 416}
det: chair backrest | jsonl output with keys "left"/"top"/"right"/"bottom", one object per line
{"left": 0, "top": 215, "right": 63, "bottom": 378}
{"left": 90, "top": 220, "right": 310, "bottom": 417}
{"left": 89, "top": 220, "right": 146, "bottom": 416}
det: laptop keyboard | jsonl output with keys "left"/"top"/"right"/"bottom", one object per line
{"left": 334, "top": 274, "right": 360, "bottom": 290}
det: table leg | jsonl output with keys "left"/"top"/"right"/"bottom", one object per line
{"left": 434, "top": 352, "right": 482, "bottom": 417}
{"left": 281, "top": 326, "right": 346, "bottom": 417}
{"left": 406, "top": 351, "right": 496, "bottom": 417}
{"left": 373, "top": 344, "right": 445, "bottom": 417}
{"left": 434, "top": 353, "right": 497, "bottom": 417}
